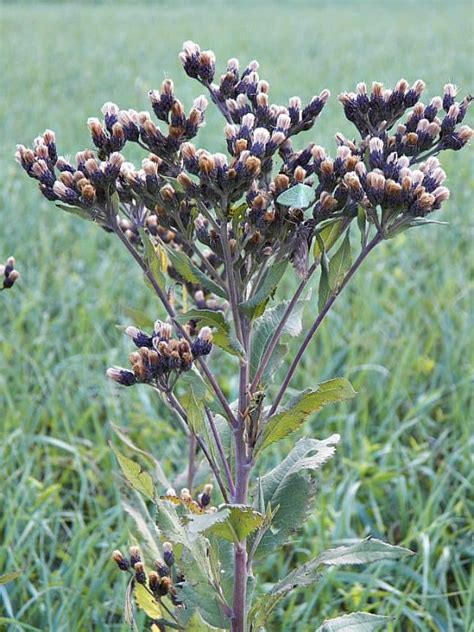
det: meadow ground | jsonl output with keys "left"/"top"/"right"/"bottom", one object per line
{"left": 0, "top": 1, "right": 473, "bottom": 630}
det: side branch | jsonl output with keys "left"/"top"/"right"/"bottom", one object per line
{"left": 267, "top": 233, "right": 382, "bottom": 416}
{"left": 166, "top": 391, "right": 229, "bottom": 502}
{"left": 111, "top": 218, "right": 237, "bottom": 426}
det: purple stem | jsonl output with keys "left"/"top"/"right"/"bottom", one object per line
{"left": 205, "top": 407, "right": 236, "bottom": 497}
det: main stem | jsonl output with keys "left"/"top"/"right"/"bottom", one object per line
{"left": 232, "top": 317, "right": 251, "bottom": 632}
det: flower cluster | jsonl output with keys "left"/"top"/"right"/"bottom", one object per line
{"left": 112, "top": 544, "right": 179, "bottom": 602}
{"left": 106, "top": 320, "right": 213, "bottom": 390}
{"left": 1, "top": 256, "right": 19, "bottom": 291}
{"left": 16, "top": 44, "right": 472, "bottom": 302}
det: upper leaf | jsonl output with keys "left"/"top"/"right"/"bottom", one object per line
{"left": 164, "top": 245, "right": 228, "bottom": 299}
{"left": 313, "top": 219, "right": 345, "bottom": 258}
{"left": 255, "top": 378, "right": 356, "bottom": 455}
{"left": 328, "top": 230, "right": 352, "bottom": 291}
{"left": 315, "top": 612, "right": 392, "bottom": 632}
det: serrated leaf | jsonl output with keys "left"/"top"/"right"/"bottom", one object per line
{"left": 201, "top": 505, "right": 264, "bottom": 543}
{"left": 175, "top": 309, "right": 243, "bottom": 357}
{"left": 328, "top": 229, "right": 352, "bottom": 291}
{"left": 0, "top": 571, "right": 21, "bottom": 585}
{"left": 240, "top": 259, "right": 288, "bottom": 318}
{"left": 271, "top": 537, "right": 413, "bottom": 597}
{"left": 165, "top": 246, "right": 227, "bottom": 299}
{"left": 255, "top": 378, "right": 356, "bottom": 455}
{"left": 250, "top": 293, "right": 308, "bottom": 384}
{"left": 188, "top": 508, "right": 231, "bottom": 535}
{"left": 260, "top": 435, "right": 340, "bottom": 506}
{"left": 277, "top": 183, "right": 314, "bottom": 208}
{"left": 255, "top": 473, "right": 315, "bottom": 558}
{"left": 112, "top": 446, "right": 154, "bottom": 500}
{"left": 177, "top": 369, "right": 212, "bottom": 433}
{"left": 134, "top": 583, "right": 162, "bottom": 618}
{"left": 357, "top": 207, "right": 367, "bottom": 247}
{"left": 252, "top": 436, "right": 340, "bottom": 560}
{"left": 316, "top": 612, "right": 392, "bottom": 631}
{"left": 315, "top": 537, "right": 414, "bottom": 566}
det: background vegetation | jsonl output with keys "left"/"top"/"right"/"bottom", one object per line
{"left": 0, "top": 1, "right": 472, "bottom": 630}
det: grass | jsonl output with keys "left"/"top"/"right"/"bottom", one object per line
{"left": 0, "top": 1, "right": 473, "bottom": 630}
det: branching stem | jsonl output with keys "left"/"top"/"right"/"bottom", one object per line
{"left": 267, "top": 233, "right": 382, "bottom": 416}
{"left": 111, "top": 217, "right": 237, "bottom": 426}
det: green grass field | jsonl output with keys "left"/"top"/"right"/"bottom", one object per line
{"left": 0, "top": 1, "right": 473, "bottom": 630}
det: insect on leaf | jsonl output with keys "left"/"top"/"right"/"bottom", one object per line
{"left": 276, "top": 183, "right": 314, "bottom": 208}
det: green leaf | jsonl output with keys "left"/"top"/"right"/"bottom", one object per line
{"left": 252, "top": 435, "right": 340, "bottom": 560}
{"left": 110, "top": 422, "right": 170, "bottom": 489}
{"left": 277, "top": 183, "right": 314, "bottom": 208}
{"left": 138, "top": 228, "right": 167, "bottom": 291}
{"left": 177, "top": 369, "right": 212, "bottom": 433}
{"left": 165, "top": 246, "right": 227, "bottom": 299}
{"left": 178, "top": 582, "right": 229, "bottom": 629}
{"left": 195, "top": 505, "right": 264, "bottom": 543}
{"left": 317, "top": 243, "right": 331, "bottom": 311}
{"left": 255, "top": 472, "right": 315, "bottom": 558}
{"left": 357, "top": 207, "right": 367, "bottom": 247}
{"left": 250, "top": 293, "right": 308, "bottom": 384}
{"left": 328, "top": 229, "right": 352, "bottom": 291}
{"left": 111, "top": 446, "right": 155, "bottom": 500}
{"left": 0, "top": 571, "right": 21, "bottom": 585}
{"left": 313, "top": 219, "right": 345, "bottom": 258}
{"left": 240, "top": 259, "right": 288, "bottom": 318}
{"left": 175, "top": 309, "right": 243, "bottom": 357}
{"left": 255, "top": 378, "right": 356, "bottom": 455}
{"left": 314, "top": 537, "right": 414, "bottom": 566}
{"left": 271, "top": 537, "right": 413, "bottom": 597}
{"left": 316, "top": 612, "right": 392, "bottom": 632}
{"left": 134, "top": 583, "right": 163, "bottom": 619}
{"left": 260, "top": 435, "right": 340, "bottom": 505}
{"left": 122, "top": 500, "right": 162, "bottom": 561}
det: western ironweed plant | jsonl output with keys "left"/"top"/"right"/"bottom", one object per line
{"left": 16, "top": 41, "right": 472, "bottom": 631}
